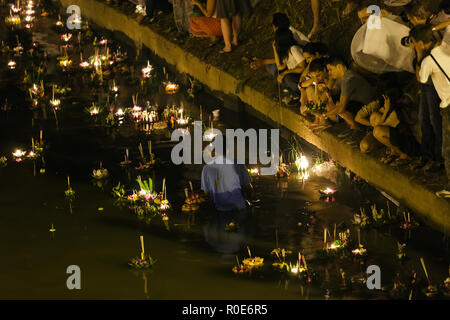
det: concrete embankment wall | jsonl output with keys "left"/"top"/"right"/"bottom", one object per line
{"left": 57, "top": 0, "right": 450, "bottom": 231}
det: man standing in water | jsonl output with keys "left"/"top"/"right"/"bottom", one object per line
{"left": 201, "top": 144, "right": 252, "bottom": 212}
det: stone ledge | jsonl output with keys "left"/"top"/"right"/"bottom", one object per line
{"left": 57, "top": 0, "right": 450, "bottom": 231}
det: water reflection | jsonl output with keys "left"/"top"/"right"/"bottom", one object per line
{"left": 203, "top": 209, "right": 248, "bottom": 254}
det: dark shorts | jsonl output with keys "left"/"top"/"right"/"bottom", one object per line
{"left": 390, "top": 125, "right": 420, "bottom": 157}
{"left": 215, "top": 0, "right": 252, "bottom": 18}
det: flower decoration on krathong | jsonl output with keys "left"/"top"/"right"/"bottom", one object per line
{"left": 352, "top": 208, "right": 370, "bottom": 228}
{"left": 85, "top": 102, "right": 102, "bottom": 116}
{"left": 128, "top": 255, "right": 156, "bottom": 269}
{"left": 61, "top": 33, "right": 72, "bottom": 42}
{"left": 27, "top": 150, "right": 39, "bottom": 160}
{"left": 351, "top": 245, "right": 368, "bottom": 256}
{"left": 276, "top": 162, "right": 290, "bottom": 178}
{"left": 0, "top": 156, "right": 7, "bottom": 168}
{"left": 92, "top": 163, "right": 108, "bottom": 180}
{"left": 164, "top": 82, "right": 179, "bottom": 95}
{"left": 242, "top": 246, "right": 264, "bottom": 268}
{"left": 65, "top": 177, "right": 76, "bottom": 200}
{"left": 319, "top": 187, "right": 336, "bottom": 202}
{"left": 141, "top": 60, "right": 153, "bottom": 78}
{"left": 129, "top": 236, "right": 156, "bottom": 269}
{"left": 24, "top": 15, "right": 34, "bottom": 23}
{"left": 399, "top": 211, "right": 419, "bottom": 230}
{"left": 50, "top": 98, "right": 60, "bottom": 109}
{"left": 58, "top": 55, "right": 72, "bottom": 68}
{"left": 12, "top": 149, "right": 26, "bottom": 162}
{"left": 176, "top": 109, "right": 190, "bottom": 126}
{"left": 5, "top": 14, "right": 21, "bottom": 26}
{"left": 248, "top": 167, "right": 260, "bottom": 176}
{"left": 8, "top": 60, "right": 16, "bottom": 69}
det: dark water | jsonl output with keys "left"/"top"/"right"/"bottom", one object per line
{"left": 0, "top": 1, "right": 449, "bottom": 300}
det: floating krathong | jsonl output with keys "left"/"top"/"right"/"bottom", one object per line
{"left": 27, "top": 150, "right": 38, "bottom": 160}
{"left": 351, "top": 246, "right": 367, "bottom": 256}
{"left": 129, "top": 236, "right": 156, "bottom": 269}
{"left": 397, "top": 242, "right": 407, "bottom": 260}
{"left": 11, "top": 4, "right": 22, "bottom": 13}
{"left": 319, "top": 187, "right": 336, "bottom": 195}
{"left": 5, "top": 15, "right": 21, "bottom": 26}
{"left": 59, "top": 57, "right": 72, "bottom": 68}
{"left": 80, "top": 61, "right": 90, "bottom": 69}
{"left": 0, "top": 156, "right": 7, "bottom": 168}
{"left": 165, "top": 82, "right": 179, "bottom": 94}
{"left": 242, "top": 246, "right": 264, "bottom": 268}
{"left": 352, "top": 208, "right": 370, "bottom": 228}
{"left": 232, "top": 256, "right": 252, "bottom": 274}
{"left": 61, "top": 33, "right": 72, "bottom": 42}
{"left": 141, "top": 60, "right": 153, "bottom": 78}
{"left": 248, "top": 167, "right": 259, "bottom": 176}
{"left": 176, "top": 110, "right": 189, "bottom": 126}
{"left": 120, "top": 148, "right": 131, "bottom": 166}
{"left": 224, "top": 221, "right": 238, "bottom": 232}
{"left": 92, "top": 167, "right": 108, "bottom": 180}
{"left": 182, "top": 183, "right": 205, "bottom": 212}
{"left": 276, "top": 162, "right": 290, "bottom": 178}
{"left": 85, "top": 102, "right": 102, "bottom": 116}
{"left": 399, "top": 211, "right": 419, "bottom": 230}
{"left": 65, "top": 176, "right": 76, "bottom": 199}
{"left": 50, "top": 98, "right": 60, "bottom": 109}
{"left": 8, "top": 60, "right": 16, "bottom": 69}
{"left": 12, "top": 149, "right": 26, "bottom": 161}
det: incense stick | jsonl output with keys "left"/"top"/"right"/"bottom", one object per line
{"left": 140, "top": 235, "right": 145, "bottom": 260}
{"left": 138, "top": 143, "right": 145, "bottom": 162}
{"left": 276, "top": 228, "right": 279, "bottom": 249}
{"left": 420, "top": 257, "right": 431, "bottom": 285}
{"left": 189, "top": 181, "right": 194, "bottom": 196}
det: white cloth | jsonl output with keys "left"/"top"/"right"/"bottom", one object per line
{"left": 351, "top": 16, "right": 415, "bottom": 74}
{"left": 419, "top": 43, "right": 450, "bottom": 109}
{"left": 290, "top": 26, "right": 310, "bottom": 47}
{"left": 284, "top": 45, "right": 305, "bottom": 70}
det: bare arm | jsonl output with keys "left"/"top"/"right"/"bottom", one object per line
{"left": 327, "top": 95, "right": 349, "bottom": 117}
{"left": 354, "top": 111, "right": 371, "bottom": 127}
{"left": 191, "top": 0, "right": 216, "bottom": 17}
{"left": 273, "top": 42, "right": 286, "bottom": 70}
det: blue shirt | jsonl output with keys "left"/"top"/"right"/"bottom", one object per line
{"left": 201, "top": 156, "right": 251, "bottom": 211}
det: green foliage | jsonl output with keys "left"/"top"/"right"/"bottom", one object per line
{"left": 112, "top": 182, "right": 125, "bottom": 198}
{"left": 137, "top": 177, "right": 153, "bottom": 192}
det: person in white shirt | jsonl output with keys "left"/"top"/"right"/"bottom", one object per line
{"left": 251, "top": 26, "right": 306, "bottom": 105}
{"left": 411, "top": 25, "right": 449, "bottom": 187}
{"left": 412, "top": 22, "right": 450, "bottom": 197}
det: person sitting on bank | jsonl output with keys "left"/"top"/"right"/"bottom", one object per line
{"left": 325, "top": 57, "right": 376, "bottom": 130}
{"left": 300, "top": 58, "right": 335, "bottom": 130}
{"left": 298, "top": 43, "right": 329, "bottom": 115}
{"left": 249, "top": 13, "right": 309, "bottom": 103}
{"left": 250, "top": 27, "right": 306, "bottom": 105}
{"left": 190, "top": 0, "right": 222, "bottom": 44}
{"left": 355, "top": 90, "right": 420, "bottom": 166}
